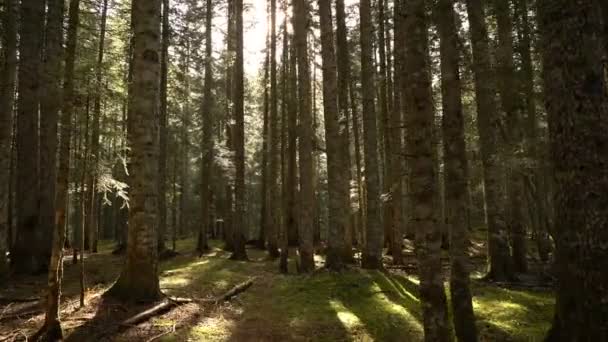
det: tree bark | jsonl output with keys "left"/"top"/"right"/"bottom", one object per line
{"left": 360, "top": 0, "right": 383, "bottom": 269}
{"left": 0, "top": 0, "right": 17, "bottom": 280}
{"left": 107, "top": 0, "right": 162, "bottom": 302}
{"left": 465, "top": 0, "right": 514, "bottom": 281}
{"left": 293, "top": 0, "right": 314, "bottom": 272}
{"left": 230, "top": 0, "right": 248, "bottom": 261}
{"left": 199, "top": 0, "right": 213, "bottom": 253}
{"left": 436, "top": 0, "right": 478, "bottom": 340}
{"left": 12, "top": 0, "right": 45, "bottom": 275}
{"left": 538, "top": 1, "right": 608, "bottom": 340}
{"left": 159, "top": 0, "right": 170, "bottom": 253}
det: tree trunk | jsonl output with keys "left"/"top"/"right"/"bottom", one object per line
{"left": 159, "top": 0, "right": 170, "bottom": 253}
{"left": 538, "top": 1, "right": 608, "bottom": 339}
{"left": 107, "top": 0, "right": 162, "bottom": 302}
{"left": 230, "top": 0, "right": 248, "bottom": 261}
{"left": 436, "top": 0, "right": 477, "bottom": 339}
{"left": 318, "top": 0, "right": 348, "bottom": 270}
{"left": 259, "top": 36, "right": 270, "bottom": 250}
{"left": 494, "top": 0, "right": 527, "bottom": 274}
{"left": 360, "top": 0, "right": 383, "bottom": 269}
{"left": 293, "top": 0, "right": 314, "bottom": 272}
{"left": 0, "top": 0, "right": 17, "bottom": 280}
{"left": 12, "top": 0, "right": 45, "bottom": 275}
{"left": 199, "top": 0, "right": 213, "bottom": 253}
{"left": 401, "top": 0, "right": 450, "bottom": 339}
{"left": 465, "top": 0, "right": 513, "bottom": 281}
{"left": 279, "top": 16, "right": 290, "bottom": 273}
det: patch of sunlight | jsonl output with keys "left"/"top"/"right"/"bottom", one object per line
{"left": 189, "top": 316, "right": 235, "bottom": 341}
{"left": 152, "top": 317, "right": 177, "bottom": 327}
{"left": 160, "top": 275, "right": 191, "bottom": 287}
{"left": 404, "top": 275, "right": 419, "bottom": 285}
{"left": 329, "top": 299, "right": 373, "bottom": 340}
{"left": 214, "top": 279, "right": 229, "bottom": 289}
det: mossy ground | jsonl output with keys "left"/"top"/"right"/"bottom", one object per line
{"left": 0, "top": 238, "right": 554, "bottom": 341}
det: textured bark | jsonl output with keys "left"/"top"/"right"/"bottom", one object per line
{"left": 267, "top": 0, "right": 280, "bottom": 258}
{"left": 335, "top": 0, "right": 354, "bottom": 262}
{"left": 318, "top": 0, "right": 348, "bottom": 270}
{"left": 230, "top": 0, "right": 248, "bottom": 261}
{"left": 465, "top": 0, "right": 513, "bottom": 281}
{"left": 495, "top": 0, "right": 527, "bottom": 274}
{"left": 436, "top": 0, "right": 477, "bottom": 340}
{"left": 401, "top": 0, "right": 450, "bottom": 339}
{"left": 293, "top": 0, "right": 314, "bottom": 272}
{"left": 538, "top": 1, "right": 608, "bottom": 340}
{"left": 279, "top": 18, "right": 290, "bottom": 273}
{"left": 259, "top": 40, "right": 270, "bottom": 250}
{"left": 12, "top": 0, "right": 45, "bottom": 275}
{"left": 0, "top": 0, "right": 17, "bottom": 280}
{"left": 360, "top": 0, "right": 383, "bottom": 269}
{"left": 107, "top": 0, "right": 162, "bottom": 302}
{"left": 199, "top": 0, "right": 213, "bottom": 253}
{"left": 34, "top": 0, "right": 65, "bottom": 337}
{"left": 159, "top": 0, "right": 170, "bottom": 252}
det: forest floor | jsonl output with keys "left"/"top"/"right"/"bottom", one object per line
{"left": 0, "top": 237, "right": 554, "bottom": 342}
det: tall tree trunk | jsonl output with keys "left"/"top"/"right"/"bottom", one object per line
{"left": 259, "top": 35, "right": 270, "bottom": 250}
{"left": 436, "top": 0, "right": 477, "bottom": 339}
{"left": 279, "top": 17, "right": 291, "bottom": 273}
{"left": 360, "top": 0, "right": 383, "bottom": 269}
{"left": 12, "top": 0, "right": 45, "bottom": 275}
{"left": 199, "top": 0, "right": 213, "bottom": 253}
{"left": 539, "top": 1, "right": 608, "bottom": 340}
{"left": 223, "top": 0, "right": 235, "bottom": 253}
{"left": 230, "top": 0, "right": 248, "bottom": 261}
{"left": 0, "top": 0, "right": 17, "bottom": 280}
{"left": 34, "top": 0, "right": 65, "bottom": 336}
{"left": 495, "top": 0, "right": 527, "bottom": 274}
{"left": 107, "top": 0, "right": 162, "bottom": 302}
{"left": 87, "top": 0, "right": 109, "bottom": 254}
{"left": 293, "top": 0, "right": 314, "bottom": 272}
{"left": 402, "top": 0, "right": 450, "bottom": 339}
{"left": 465, "top": 0, "right": 513, "bottom": 281}
{"left": 159, "top": 0, "right": 170, "bottom": 253}
{"left": 267, "top": 0, "right": 280, "bottom": 258}
{"left": 318, "top": 0, "right": 348, "bottom": 270}
{"left": 335, "top": 0, "right": 354, "bottom": 262}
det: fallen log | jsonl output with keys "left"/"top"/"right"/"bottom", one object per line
{"left": 216, "top": 278, "right": 254, "bottom": 302}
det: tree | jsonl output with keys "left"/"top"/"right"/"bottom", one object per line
{"left": 0, "top": 0, "right": 17, "bottom": 280}
{"left": 267, "top": 0, "right": 280, "bottom": 258}
{"left": 159, "top": 0, "right": 170, "bottom": 253}
{"left": 230, "top": 0, "right": 248, "bottom": 261}
{"left": 465, "top": 0, "right": 513, "bottom": 281}
{"left": 436, "top": 0, "right": 477, "bottom": 339}
{"left": 198, "top": 0, "right": 213, "bottom": 253}
{"left": 360, "top": 0, "right": 383, "bottom": 269}
{"left": 318, "top": 0, "right": 349, "bottom": 270}
{"left": 12, "top": 0, "right": 46, "bottom": 275}
{"left": 106, "top": 0, "right": 162, "bottom": 302}
{"left": 538, "top": 1, "right": 608, "bottom": 339}
{"left": 293, "top": 0, "right": 314, "bottom": 272}
{"left": 494, "top": 0, "right": 527, "bottom": 273}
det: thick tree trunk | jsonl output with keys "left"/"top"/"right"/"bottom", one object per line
{"left": 318, "top": 0, "right": 348, "bottom": 271}
{"left": 199, "top": 0, "right": 213, "bottom": 253}
{"left": 159, "top": 0, "right": 170, "bottom": 253}
{"left": 401, "top": 0, "right": 450, "bottom": 339}
{"left": 538, "top": 1, "right": 608, "bottom": 340}
{"left": 230, "top": 0, "right": 248, "bottom": 261}
{"left": 436, "top": 0, "right": 478, "bottom": 340}
{"left": 0, "top": 0, "right": 17, "bottom": 280}
{"left": 360, "top": 0, "right": 383, "bottom": 269}
{"left": 495, "top": 0, "right": 527, "bottom": 274}
{"left": 293, "top": 0, "right": 314, "bottom": 272}
{"left": 465, "top": 0, "right": 514, "bottom": 281}
{"left": 12, "top": 0, "right": 45, "bottom": 275}
{"left": 107, "top": 0, "right": 162, "bottom": 302}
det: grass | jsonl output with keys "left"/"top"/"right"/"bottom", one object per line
{"left": 0, "top": 238, "right": 555, "bottom": 341}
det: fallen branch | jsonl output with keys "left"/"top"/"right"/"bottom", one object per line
{"left": 0, "top": 308, "right": 43, "bottom": 322}
{"left": 216, "top": 279, "right": 254, "bottom": 302}
{"left": 120, "top": 300, "right": 178, "bottom": 327}
{"left": 0, "top": 296, "right": 40, "bottom": 304}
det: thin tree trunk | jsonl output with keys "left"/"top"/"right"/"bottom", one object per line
{"left": 436, "top": 0, "right": 477, "bottom": 339}
{"left": 293, "top": 0, "right": 314, "bottom": 272}
{"left": 539, "top": 1, "right": 608, "bottom": 339}
{"left": 259, "top": 36, "right": 269, "bottom": 250}
{"left": 0, "top": 0, "right": 17, "bottom": 279}
{"left": 198, "top": 0, "right": 213, "bottom": 253}
{"left": 107, "top": 0, "right": 162, "bottom": 302}
{"left": 159, "top": 0, "right": 170, "bottom": 253}
{"left": 360, "top": 0, "right": 383, "bottom": 269}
